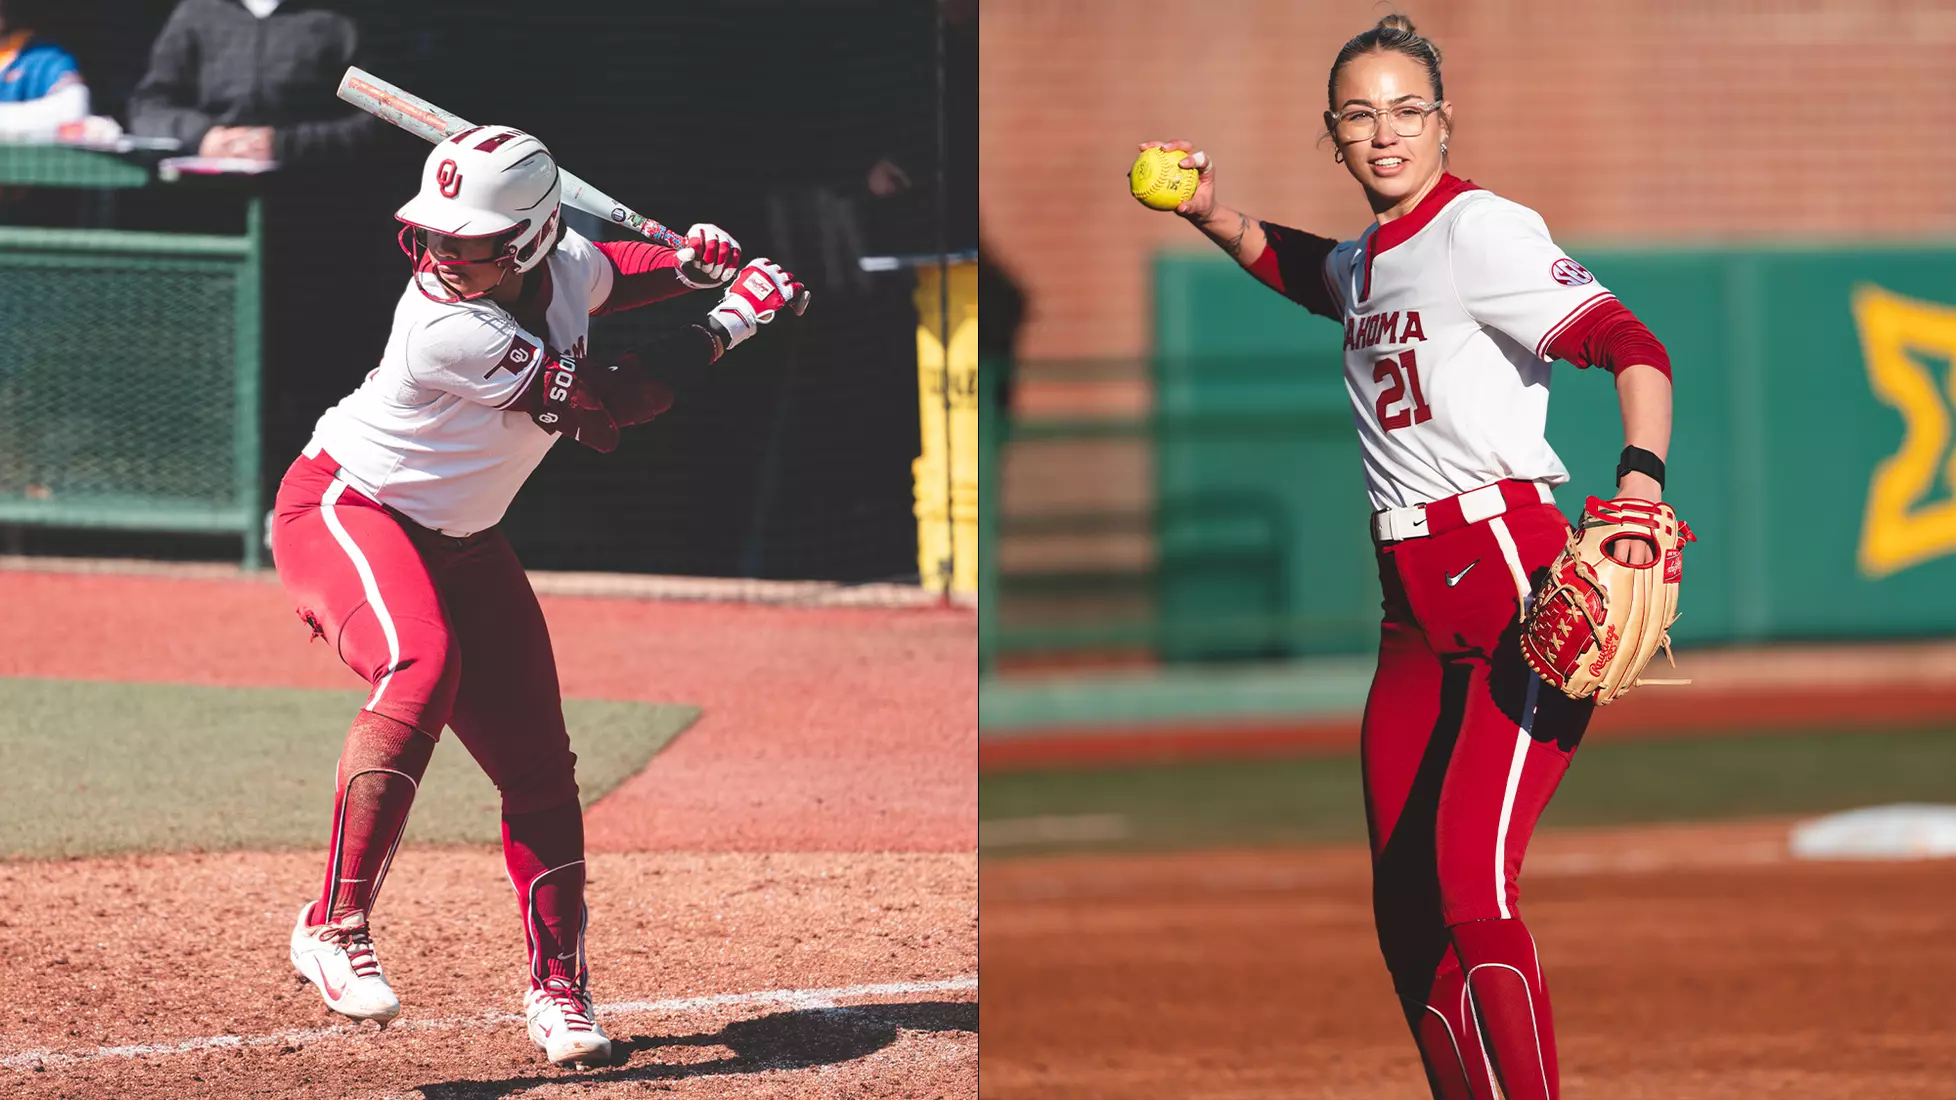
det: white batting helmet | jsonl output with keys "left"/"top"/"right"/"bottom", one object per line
{"left": 395, "top": 125, "right": 562, "bottom": 274}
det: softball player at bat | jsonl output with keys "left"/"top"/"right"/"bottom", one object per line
{"left": 272, "top": 126, "right": 808, "bottom": 1068}
{"left": 1146, "top": 15, "right": 1673, "bottom": 1100}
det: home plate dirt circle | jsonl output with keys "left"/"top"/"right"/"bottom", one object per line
{"left": 0, "top": 850, "right": 977, "bottom": 1098}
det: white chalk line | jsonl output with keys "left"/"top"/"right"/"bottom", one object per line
{"left": 0, "top": 975, "right": 977, "bottom": 1071}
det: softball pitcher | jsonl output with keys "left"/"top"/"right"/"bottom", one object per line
{"left": 1146, "top": 15, "right": 1681, "bottom": 1100}
{"left": 273, "top": 125, "right": 807, "bottom": 1068}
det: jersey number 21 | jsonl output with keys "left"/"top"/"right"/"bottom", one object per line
{"left": 1373, "top": 350, "right": 1433, "bottom": 431}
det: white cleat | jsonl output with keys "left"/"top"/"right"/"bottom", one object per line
{"left": 526, "top": 977, "right": 612, "bottom": 1068}
{"left": 289, "top": 902, "right": 401, "bottom": 1026}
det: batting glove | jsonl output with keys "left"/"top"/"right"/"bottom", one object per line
{"left": 675, "top": 223, "right": 741, "bottom": 289}
{"left": 705, "top": 258, "right": 811, "bottom": 352}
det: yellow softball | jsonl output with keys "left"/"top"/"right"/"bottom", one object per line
{"left": 1129, "top": 147, "right": 1200, "bottom": 211}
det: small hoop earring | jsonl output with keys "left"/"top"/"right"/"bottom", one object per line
{"left": 1334, "top": 148, "right": 1345, "bottom": 164}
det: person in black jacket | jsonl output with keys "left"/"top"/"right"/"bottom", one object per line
{"left": 126, "top": 0, "right": 378, "bottom": 164}
{"left": 125, "top": 0, "right": 419, "bottom": 513}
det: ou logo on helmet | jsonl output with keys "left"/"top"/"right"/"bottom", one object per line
{"left": 436, "top": 158, "right": 462, "bottom": 199}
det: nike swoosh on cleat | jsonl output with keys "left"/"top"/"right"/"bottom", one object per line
{"left": 313, "top": 958, "right": 345, "bottom": 1002}
{"left": 1445, "top": 559, "right": 1480, "bottom": 587}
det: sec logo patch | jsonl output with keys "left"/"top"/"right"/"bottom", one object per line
{"left": 1550, "top": 258, "right": 1593, "bottom": 287}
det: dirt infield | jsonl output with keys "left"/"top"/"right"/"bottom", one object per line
{"left": 0, "top": 568, "right": 976, "bottom": 1098}
{"left": 980, "top": 820, "right": 1956, "bottom": 1099}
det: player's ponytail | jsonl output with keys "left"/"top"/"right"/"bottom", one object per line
{"left": 1327, "top": 14, "right": 1446, "bottom": 108}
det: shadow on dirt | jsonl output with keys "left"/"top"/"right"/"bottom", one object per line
{"left": 415, "top": 1000, "right": 977, "bottom": 1098}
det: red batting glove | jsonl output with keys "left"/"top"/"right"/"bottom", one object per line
{"left": 705, "top": 258, "right": 811, "bottom": 350}
{"left": 676, "top": 223, "right": 741, "bottom": 288}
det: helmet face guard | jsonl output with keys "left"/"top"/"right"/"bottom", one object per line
{"left": 393, "top": 126, "right": 564, "bottom": 302}
{"left": 397, "top": 223, "right": 523, "bottom": 304}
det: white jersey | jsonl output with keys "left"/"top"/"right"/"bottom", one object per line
{"left": 1321, "top": 180, "right": 1616, "bottom": 511}
{"left": 307, "top": 227, "right": 617, "bottom": 535}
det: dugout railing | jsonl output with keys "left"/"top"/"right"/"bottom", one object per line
{"left": 0, "top": 144, "right": 264, "bottom": 566}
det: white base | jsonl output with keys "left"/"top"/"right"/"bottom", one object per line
{"left": 1789, "top": 803, "right": 1956, "bottom": 861}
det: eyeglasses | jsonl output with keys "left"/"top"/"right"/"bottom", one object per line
{"left": 1329, "top": 101, "right": 1443, "bottom": 143}
{"left": 398, "top": 225, "right": 513, "bottom": 268}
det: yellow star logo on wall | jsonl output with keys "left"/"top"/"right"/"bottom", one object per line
{"left": 1854, "top": 284, "right": 1956, "bottom": 578}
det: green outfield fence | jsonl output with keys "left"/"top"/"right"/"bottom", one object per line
{"left": 983, "top": 244, "right": 1956, "bottom": 671}
{"left": 0, "top": 145, "right": 263, "bottom": 565}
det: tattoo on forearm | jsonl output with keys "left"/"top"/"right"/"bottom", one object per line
{"left": 1221, "top": 213, "right": 1250, "bottom": 258}
{"left": 1203, "top": 211, "right": 1252, "bottom": 260}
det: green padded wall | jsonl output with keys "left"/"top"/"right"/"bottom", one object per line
{"left": 1153, "top": 244, "right": 1956, "bottom": 657}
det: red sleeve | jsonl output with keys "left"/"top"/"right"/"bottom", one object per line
{"left": 592, "top": 239, "right": 688, "bottom": 315}
{"left": 1542, "top": 298, "right": 1672, "bottom": 381}
{"left": 1247, "top": 221, "right": 1341, "bottom": 321}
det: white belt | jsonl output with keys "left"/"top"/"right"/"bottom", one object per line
{"left": 1370, "top": 480, "right": 1556, "bottom": 543}
{"left": 1370, "top": 504, "right": 1430, "bottom": 543}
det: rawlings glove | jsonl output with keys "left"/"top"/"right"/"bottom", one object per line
{"left": 675, "top": 223, "right": 741, "bottom": 289}
{"left": 704, "top": 258, "right": 811, "bottom": 354}
{"left": 1520, "top": 496, "right": 1697, "bottom": 705}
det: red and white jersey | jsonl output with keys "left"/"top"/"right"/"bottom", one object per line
{"left": 1319, "top": 176, "right": 1614, "bottom": 511}
{"left": 307, "top": 227, "right": 617, "bottom": 535}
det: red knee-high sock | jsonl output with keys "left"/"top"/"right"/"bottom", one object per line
{"left": 1451, "top": 918, "right": 1559, "bottom": 1100}
{"left": 1404, "top": 948, "right": 1499, "bottom": 1100}
{"left": 313, "top": 711, "right": 436, "bottom": 924}
{"left": 503, "top": 798, "right": 588, "bottom": 988}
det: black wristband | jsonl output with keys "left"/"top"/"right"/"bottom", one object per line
{"left": 702, "top": 317, "right": 730, "bottom": 362}
{"left": 1616, "top": 445, "right": 1665, "bottom": 489}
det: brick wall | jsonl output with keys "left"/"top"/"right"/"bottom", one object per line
{"left": 982, "top": 0, "right": 1956, "bottom": 360}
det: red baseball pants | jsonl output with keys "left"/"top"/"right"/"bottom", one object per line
{"left": 1362, "top": 487, "right": 1594, "bottom": 1100}
{"left": 270, "top": 452, "right": 589, "bottom": 987}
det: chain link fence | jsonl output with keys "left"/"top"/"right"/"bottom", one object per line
{"left": 0, "top": 148, "right": 261, "bottom": 562}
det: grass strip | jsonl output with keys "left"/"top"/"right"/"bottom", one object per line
{"left": 979, "top": 726, "right": 1956, "bottom": 855}
{"left": 0, "top": 677, "right": 697, "bottom": 859}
